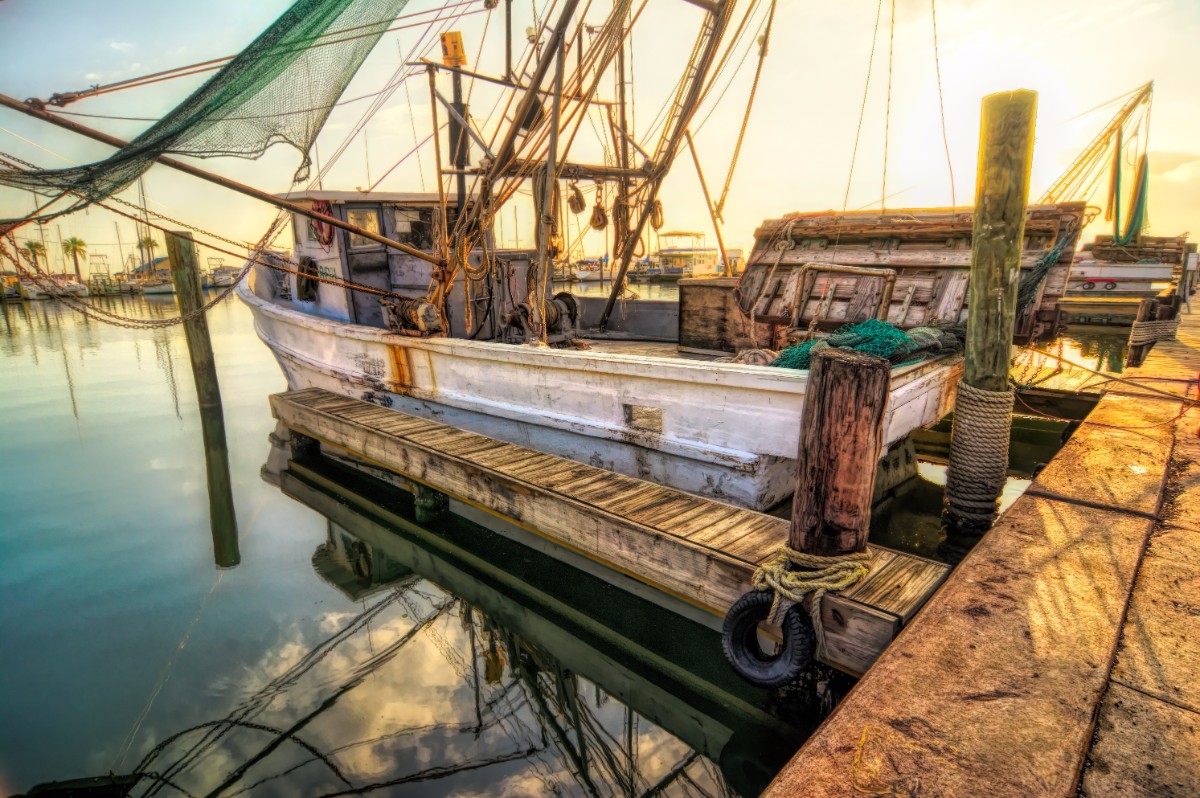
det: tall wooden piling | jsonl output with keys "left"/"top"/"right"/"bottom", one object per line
{"left": 166, "top": 231, "right": 240, "bottom": 568}
{"left": 791, "top": 349, "right": 891, "bottom": 556}
{"left": 943, "top": 90, "right": 1037, "bottom": 535}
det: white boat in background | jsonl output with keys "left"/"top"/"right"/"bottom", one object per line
{"left": 573, "top": 258, "right": 607, "bottom": 281}
{"left": 16, "top": 278, "right": 50, "bottom": 300}
{"left": 52, "top": 276, "right": 89, "bottom": 297}
{"left": 237, "top": 191, "right": 960, "bottom": 511}
{"left": 210, "top": 266, "right": 240, "bottom": 288}
{"left": 141, "top": 279, "right": 175, "bottom": 295}
{"left": 640, "top": 231, "right": 724, "bottom": 281}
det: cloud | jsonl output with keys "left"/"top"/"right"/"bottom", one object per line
{"left": 1149, "top": 150, "right": 1200, "bottom": 183}
{"left": 109, "top": 41, "right": 135, "bottom": 53}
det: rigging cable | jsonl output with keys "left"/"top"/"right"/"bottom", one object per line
{"left": 930, "top": 0, "right": 956, "bottom": 209}
{"left": 881, "top": 0, "right": 895, "bottom": 212}
{"left": 35, "top": 0, "right": 484, "bottom": 106}
{"left": 713, "top": 0, "right": 777, "bottom": 221}
{"left": 832, "top": 0, "right": 885, "bottom": 255}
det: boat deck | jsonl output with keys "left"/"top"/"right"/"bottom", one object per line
{"left": 270, "top": 387, "right": 950, "bottom": 676}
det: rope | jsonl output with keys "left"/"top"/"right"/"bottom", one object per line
{"left": 929, "top": 0, "right": 956, "bottom": 209}
{"left": 881, "top": 0, "right": 895, "bottom": 211}
{"left": 712, "top": 0, "right": 776, "bottom": 220}
{"left": 833, "top": 0, "right": 884, "bottom": 256}
{"left": 751, "top": 548, "right": 871, "bottom": 659}
{"left": 1129, "top": 317, "right": 1180, "bottom": 345}
{"left": 944, "top": 382, "right": 1014, "bottom": 523}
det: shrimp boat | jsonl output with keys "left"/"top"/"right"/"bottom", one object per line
{"left": 239, "top": 188, "right": 960, "bottom": 511}
{"left": 229, "top": 0, "right": 967, "bottom": 512}
{"left": 0, "top": 0, "right": 962, "bottom": 511}
{"left": 640, "top": 230, "right": 723, "bottom": 281}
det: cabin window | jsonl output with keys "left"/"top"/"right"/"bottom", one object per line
{"left": 292, "top": 214, "right": 306, "bottom": 244}
{"left": 392, "top": 207, "right": 436, "bottom": 251}
{"left": 346, "top": 207, "right": 382, "bottom": 248}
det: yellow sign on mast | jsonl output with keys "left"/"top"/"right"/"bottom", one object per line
{"left": 440, "top": 32, "right": 467, "bottom": 67}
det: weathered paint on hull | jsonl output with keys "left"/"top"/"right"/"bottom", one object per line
{"left": 238, "top": 281, "right": 960, "bottom": 510}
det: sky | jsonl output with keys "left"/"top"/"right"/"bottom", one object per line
{"left": 1, "top": 0, "right": 1198, "bottom": 276}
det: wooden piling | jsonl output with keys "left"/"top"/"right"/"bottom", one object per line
{"left": 166, "top": 231, "right": 239, "bottom": 568}
{"left": 943, "top": 90, "right": 1037, "bottom": 533}
{"left": 790, "top": 348, "right": 891, "bottom": 557}
{"left": 963, "top": 90, "right": 1038, "bottom": 391}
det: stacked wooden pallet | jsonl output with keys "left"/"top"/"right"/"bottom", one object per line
{"left": 735, "top": 203, "right": 1088, "bottom": 345}
{"left": 1088, "top": 234, "right": 1190, "bottom": 264}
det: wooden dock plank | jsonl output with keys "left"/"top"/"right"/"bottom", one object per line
{"left": 842, "top": 551, "right": 947, "bottom": 622}
{"left": 270, "top": 388, "right": 951, "bottom": 676}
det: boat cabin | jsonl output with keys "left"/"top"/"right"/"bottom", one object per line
{"left": 279, "top": 190, "right": 539, "bottom": 338}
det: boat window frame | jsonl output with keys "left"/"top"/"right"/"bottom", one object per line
{"left": 345, "top": 205, "right": 384, "bottom": 251}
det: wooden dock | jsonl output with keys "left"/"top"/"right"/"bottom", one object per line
{"left": 270, "top": 387, "right": 949, "bottom": 677}
{"left": 764, "top": 308, "right": 1200, "bottom": 797}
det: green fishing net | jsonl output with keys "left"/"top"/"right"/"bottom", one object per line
{"left": 770, "top": 318, "right": 951, "bottom": 370}
{"left": 1, "top": 0, "right": 408, "bottom": 221}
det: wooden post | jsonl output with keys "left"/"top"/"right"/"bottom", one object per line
{"left": 943, "top": 90, "right": 1036, "bottom": 536}
{"left": 790, "top": 349, "right": 891, "bottom": 557}
{"left": 166, "top": 231, "right": 239, "bottom": 568}
{"left": 963, "top": 90, "right": 1037, "bottom": 390}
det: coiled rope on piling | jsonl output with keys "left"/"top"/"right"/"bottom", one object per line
{"left": 751, "top": 547, "right": 871, "bottom": 659}
{"left": 943, "top": 381, "right": 1014, "bottom": 523}
{"left": 1129, "top": 317, "right": 1180, "bottom": 345}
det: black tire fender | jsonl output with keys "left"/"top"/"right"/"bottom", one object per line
{"left": 1104, "top": 281, "right": 1118, "bottom": 290}
{"left": 721, "top": 589, "right": 815, "bottom": 689}
{"left": 1082, "top": 281, "right": 1095, "bottom": 290}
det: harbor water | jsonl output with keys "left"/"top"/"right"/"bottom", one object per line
{"left": 0, "top": 295, "right": 832, "bottom": 797}
{"left": 0, "top": 293, "right": 1117, "bottom": 796}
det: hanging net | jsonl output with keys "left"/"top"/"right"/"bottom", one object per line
{"left": 1107, "top": 127, "right": 1150, "bottom": 246}
{"left": 0, "top": 0, "right": 408, "bottom": 221}
{"left": 769, "top": 318, "right": 961, "bottom": 370}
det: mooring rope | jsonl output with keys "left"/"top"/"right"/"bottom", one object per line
{"left": 1129, "top": 317, "right": 1180, "bottom": 345}
{"left": 751, "top": 547, "right": 871, "bottom": 659}
{"left": 944, "top": 381, "right": 1014, "bottom": 522}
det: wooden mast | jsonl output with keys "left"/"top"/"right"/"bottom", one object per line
{"left": 598, "top": 0, "right": 738, "bottom": 331}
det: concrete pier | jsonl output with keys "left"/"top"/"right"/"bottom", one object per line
{"left": 764, "top": 311, "right": 1200, "bottom": 796}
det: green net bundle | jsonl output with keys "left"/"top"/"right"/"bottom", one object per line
{"left": 0, "top": 0, "right": 408, "bottom": 221}
{"left": 769, "top": 318, "right": 960, "bottom": 370}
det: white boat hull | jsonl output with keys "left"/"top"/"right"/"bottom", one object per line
{"left": 141, "top": 282, "right": 176, "bottom": 295}
{"left": 237, "top": 279, "right": 959, "bottom": 510}
{"left": 1067, "top": 261, "right": 1175, "bottom": 294}
{"left": 16, "top": 281, "right": 50, "bottom": 300}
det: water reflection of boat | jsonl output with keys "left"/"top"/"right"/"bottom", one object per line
{"left": 272, "top": 450, "right": 822, "bottom": 796}
{"left": 20, "top": 444, "right": 822, "bottom": 797}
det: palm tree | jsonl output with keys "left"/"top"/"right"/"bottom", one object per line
{"left": 61, "top": 237, "right": 87, "bottom": 281}
{"left": 138, "top": 235, "right": 158, "bottom": 271}
{"left": 21, "top": 240, "right": 46, "bottom": 271}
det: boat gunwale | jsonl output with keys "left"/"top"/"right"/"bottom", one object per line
{"left": 236, "top": 279, "right": 954, "bottom": 390}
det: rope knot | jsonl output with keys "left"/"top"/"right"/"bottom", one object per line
{"left": 750, "top": 547, "right": 871, "bottom": 659}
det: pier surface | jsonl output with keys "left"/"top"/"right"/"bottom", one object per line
{"left": 765, "top": 310, "right": 1200, "bottom": 796}
{"left": 270, "top": 387, "right": 949, "bottom": 677}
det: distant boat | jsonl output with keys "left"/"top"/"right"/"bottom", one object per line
{"left": 16, "top": 278, "right": 50, "bottom": 300}
{"left": 51, "top": 275, "right": 89, "bottom": 297}
{"left": 573, "top": 257, "right": 607, "bottom": 281}
{"left": 140, "top": 277, "right": 175, "bottom": 295}
{"left": 641, "top": 231, "right": 723, "bottom": 281}
{"left": 210, "top": 265, "right": 241, "bottom": 288}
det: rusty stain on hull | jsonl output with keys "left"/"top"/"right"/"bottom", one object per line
{"left": 389, "top": 344, "right": 412, "bottom": 394}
